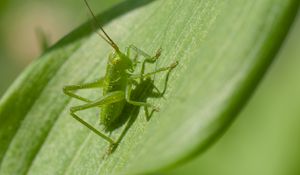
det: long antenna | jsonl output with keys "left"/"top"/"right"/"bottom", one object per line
{"left": 84, "top": 0, "right": 120, "bottom": 52}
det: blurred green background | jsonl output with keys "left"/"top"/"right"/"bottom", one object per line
{"left": 0, "top": 1, "right": 299, "bottom": 175}
{"left": 0, "top": 0, "right": 122, "bottom": 97}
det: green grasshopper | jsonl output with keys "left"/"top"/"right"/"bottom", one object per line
{"left": 63, "top": 0, "right": 178, "bottom": 149}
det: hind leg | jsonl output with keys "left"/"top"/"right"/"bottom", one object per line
{"left": 69, "top": 91, "right": 125, "bottom": 145}
{"left": 63, "top": 77, "right": 104, "bottom": 102}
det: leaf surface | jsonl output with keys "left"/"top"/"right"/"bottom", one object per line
{"left": 0, "top": 0, "right": 298, "bottom": 175}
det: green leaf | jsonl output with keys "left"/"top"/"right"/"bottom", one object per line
{"left": 0, "top": 0, "right": 298, "bottom": 175}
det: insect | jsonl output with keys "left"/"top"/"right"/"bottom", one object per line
{"left": 63, "top": 0, "right": 178, "bottom": 149}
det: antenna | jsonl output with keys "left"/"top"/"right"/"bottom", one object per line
{"left": 84, "top": 0, "right": 120, "bottom": 52}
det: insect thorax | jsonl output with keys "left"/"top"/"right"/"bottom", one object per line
{"left": 103, "top": 52, "right": 131, "bottom": 93}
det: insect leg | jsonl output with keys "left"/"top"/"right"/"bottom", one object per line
{"left": 140, "top": 67, "right": 174, "bottom": 121}
{"left": 129, "top": 61, "right": 178, "bottom": 80}
{"left": 125, "top": 81, "right": 159, "bottom": 111}
{"left": 127, "top": 44, "right": 153, "bottom": 59}
{"left": 127, "top": 45, "right": 161, "bottom": 73}
{"left": 70, "top": 112, "right": 115, "bottom": 144}
{"left": 152, "top": 62, "right": 175, "bottom": 97}
{"left": 144, "top": 106, "right": 156, "bottom": 121}
{"left": 63, "top": 77, "right": 104, "bottom": 102}
{"left": 128, "top": 45, "right": 162, "bottom": 61}
{"left": 140, "top": 49, "right": 162, "bottom": 80}
{"left": 69, "top": 91, "right": 125, "bottom": 144}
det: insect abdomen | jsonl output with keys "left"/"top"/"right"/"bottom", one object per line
{"left": 101, "top": 100, "right": 125, "bottom": 128}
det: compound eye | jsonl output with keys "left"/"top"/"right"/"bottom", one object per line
{"left": 112, "top": 58, "right": 121, "bottom": 64}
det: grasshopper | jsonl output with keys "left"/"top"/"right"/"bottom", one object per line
{"left": 63, "top": 0, "right": 178, "bottom": 149}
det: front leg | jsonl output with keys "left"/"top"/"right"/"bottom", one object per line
{"left": 127, "top": 45, "right": 162, "bottom": 76}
